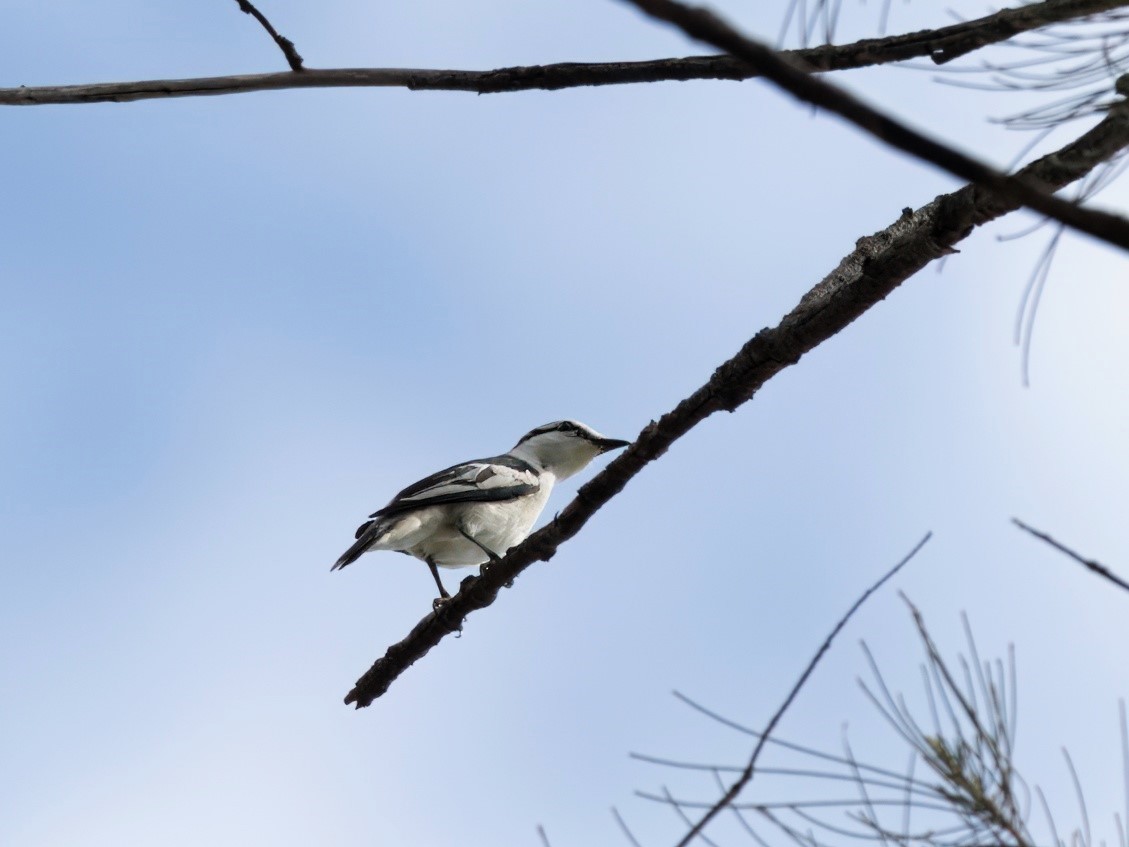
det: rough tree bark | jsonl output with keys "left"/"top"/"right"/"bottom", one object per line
{"left": 1, "top": 0, "right": 1125, "bottom": 105}
{"left": 344, "top": 91, "right": 1129, "bottom": 708}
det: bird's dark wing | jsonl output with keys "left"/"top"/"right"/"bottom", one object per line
{"left": 353, "top": 454, "right": 539, "bottom": 538}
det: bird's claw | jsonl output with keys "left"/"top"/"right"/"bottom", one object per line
{"left": 432, "top": 595, "right": 464, "bottom": 634}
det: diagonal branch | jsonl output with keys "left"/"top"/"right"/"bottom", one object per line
{"left": 232, "top": 0, "right": 303, "bottom": 71}
{"left": 342, "top": 93, "right": 1129, "bottom": 709}
{"left": 672, "top": 532, "right": 933, "bottom": 847}
{"left": 3, "top": 0, "right": 1127, "bottom": 105}
{"left": 621, "top": 0, "right": 1129, "bottom": 253}
{"left": 1013, "top": 517, "right": 1129, "bottom": 594}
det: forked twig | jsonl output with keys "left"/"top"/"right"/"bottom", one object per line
{"left": 672, "top": 533, "right": 931, "bottom": 846}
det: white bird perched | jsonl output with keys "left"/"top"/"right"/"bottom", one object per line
{"left": 331, "top": 420, "right": 629, "bottom": 602}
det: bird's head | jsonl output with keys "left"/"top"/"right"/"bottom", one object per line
{"left": 509, "top": 420, "right": 629, "bottom": 479}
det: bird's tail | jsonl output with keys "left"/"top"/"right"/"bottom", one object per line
{"left": 330, "top": 539, "right": 368, "bottom": 571}
{"left": 330, "top": 518, "right": 386, "bottom": 571}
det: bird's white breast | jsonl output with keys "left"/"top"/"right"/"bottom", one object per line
{"left": 400, "top": 473, "right": 556, "bottom": 568}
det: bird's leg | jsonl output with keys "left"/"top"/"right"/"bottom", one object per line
{"left": 426, "top": 557, "right": 451, "bottom": 609}
{"left": 457, "top": 527, "right": 502, "bottom": 564}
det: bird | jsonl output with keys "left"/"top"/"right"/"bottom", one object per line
{"left": 331, "top": 420, "right": 630, "bottom": 603}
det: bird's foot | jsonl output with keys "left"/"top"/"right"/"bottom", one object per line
{"left": 477, "top": 561, "right": 512, "bottom": 588}
{"left": 432, "top": 595, "right": 464, "bottom": 634}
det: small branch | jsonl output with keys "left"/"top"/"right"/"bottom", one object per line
{"left": 612, "top": 807, "right": 645, "bottom": 847}
{"left": 233, "top": 0, "right": 303, "bottom": 71}
{"left": 4, "top": 0, "right": 1127, "bottom": 105}
{"left": 1013, "top": 518, "right": 1129, "bottom": 594}
{"left": 621, "top": 0, "right": 1129, "bottom": 254}
{"left": 664, "top": 786, "right": 722, "bottom": 847}
{"left": 923, "top": 0, "right": 1129, "bottom": 64}
{"left": 673, "top": 532, "right": 932, "bottom": 847}
{"left": 343, "top": 97, "right": 1129, "bottom": 709}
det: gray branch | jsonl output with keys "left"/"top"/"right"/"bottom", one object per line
{"left": 1014, "top": 518, "right": 1129, "bottom": 594}
{"left": 3, "top": 0, "right": 1127, "bottom": 105}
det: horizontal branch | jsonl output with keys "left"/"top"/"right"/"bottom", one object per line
{"left": 343, "top": 94, "right": 1129, "bottom": 709}
{"left": 921, "top": 0, "right": 1129, "bottom": 64}
{"left": 625, "top": 0, "right": 1129, "bottom": 253}
{"left": 3, "top": 0, "right": 1125, "bottom": 105}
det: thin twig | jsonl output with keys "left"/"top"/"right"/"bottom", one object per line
{"left": 663, "top": 786, "right": 722, "bottom": 847}
{"left": 621, "top": 0, "right": 1129, "bottom": 253}
{"left": 672, "top": 691, "right": 919, "bottom": 783}
{"left": 232, "top": 0, "right": 303, "bottom": 71}
{"left": 1016, "top": 225, "right": 1064, "bottom": 387}
{"left": 640, "top": 793, "right": 956, "bottom": 813}
{"left": 631, "top": 752, "right": 940, "bottom": 797}
{"left": 1064, "top": 748, "right": 1094, "bottom": 847}
{"left": 1013, "top": 518, "right": 1129, "bottom": 594}
{"left": 613, "top": 807, "right": 646, "bottom": 847}
{"left": 672, "top": 532, "right": 932, "bottom": 847}
{"left": 1120, "top": 700, "right": 1129, "bottom": 847}
{"left": 343, "top": 104, "right": 1129, "bottom": 709}
{"left": 929, "top": 0, "right": 1129, "bottom": 64}
{"left": 1038, "top": 785, "right": 1065, "bottom": 847}
{"left": 4, "top": 0, "right": 1128, "bottom": 105}
{"left": 841, "top": 732, "right": 887, "bottom": 843}
{"left": 712, "top": 769, "right": 771, "bottom": 847}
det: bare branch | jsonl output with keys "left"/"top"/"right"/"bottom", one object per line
{"left": 671, "top": 691, "right": 920, "bottom": 784}
{"left": 928, "top": 10, "right": 1129, "bottom": 132}
{"left": 232, "top": 0, "right": 304, "bottom": 71}
{"left": 0, "top": 63, "right": 758, "bottom": 105}
{"left": 923, "top": 0, "right": 1129, "bottom": 64}
{"left": 343, "top": 97, "right": 1129, "bottom": 710}
{"left": 664, "top": 786, "right": 722, "bottom": 847}
{"left": 621, "top": 0, "right": 1129, "bottom": 253}
{"left": 3, "top": 0, "right": 1127, "bottom": 105}
{"left": 613, "top": 806, "right": 646, "bottom": 847}
{"left": 1013, "top": 518, "right": 1129, "bottom": 594}
{"left": 673, "top": 532, "right": 931, "bottom": 847}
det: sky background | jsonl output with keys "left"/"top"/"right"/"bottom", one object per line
{"left": 3, "top": 2, "right": 1129, "bottom": 845}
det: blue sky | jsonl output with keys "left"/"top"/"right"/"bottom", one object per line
{"left": 3, "top": 2, "right": 1129, "bottom": 845}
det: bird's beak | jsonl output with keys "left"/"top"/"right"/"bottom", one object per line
{"left": 595, "top": 437, "right": 630, "bottom": 453}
